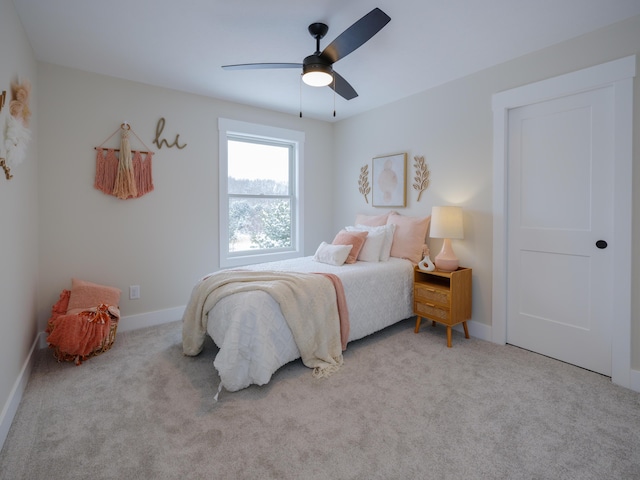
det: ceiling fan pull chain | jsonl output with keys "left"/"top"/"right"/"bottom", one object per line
{"left": 333, "top": 77, "right": 337, "bottom": 117}
{"left": 299, "top": 74, "right": 303, "bottom": 118}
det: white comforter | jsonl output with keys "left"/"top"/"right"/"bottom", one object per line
{"left": 201, "top": 257, "right": 414, "bottom": 392}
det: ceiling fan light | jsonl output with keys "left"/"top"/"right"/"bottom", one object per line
{"left": 302, "top": 64, "right": 333, "bottom": 87}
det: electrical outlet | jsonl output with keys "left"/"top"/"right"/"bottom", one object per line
{"left": 129, "top": 285, "right": 140, "bottom": 300}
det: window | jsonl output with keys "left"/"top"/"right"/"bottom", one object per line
{"left": 219, "top": 118, "right": 304, "bottom": 268}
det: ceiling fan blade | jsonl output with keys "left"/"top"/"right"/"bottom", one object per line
{"left": 330, "top": 71, "right": 358, "bottom": 100}
{"left": 320, "top": 8, "right": 391, "bottom": 64}
{"left": 222, "top": 63, "right": 302, "bottom": 70}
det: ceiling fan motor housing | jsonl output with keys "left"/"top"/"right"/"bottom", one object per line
{"left": 302, "top": 54, "right": 333, "bottom": 74}
{"left": 302, "top": 54, "right": 333, "bottom": 86}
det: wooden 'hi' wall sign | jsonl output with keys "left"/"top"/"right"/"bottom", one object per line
{"left": 153, "top": 117, "right": 187, "bottom": 150}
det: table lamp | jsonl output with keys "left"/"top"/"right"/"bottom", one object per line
{"left": 430, "top": 206, "right": 464, "bottom": 272}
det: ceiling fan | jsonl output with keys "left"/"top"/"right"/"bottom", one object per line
{"left": 222, "top": 8, "right": 391, "bottom": 101}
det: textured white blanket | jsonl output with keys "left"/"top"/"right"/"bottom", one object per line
{"left": 182, "top": 270, "right": 343, "bottom": 377}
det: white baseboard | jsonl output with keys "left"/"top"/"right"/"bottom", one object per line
{"left": 630, "top": 368, "right": 640, "bottom": 393}
{"left": 0, "top": 333, "right": 40, "bottom": 454}
{"left": 452, "top": 318, "right": 492, "bottom": 342}
{"left": 116, "top": 305, "right": 185, "bottom": 333}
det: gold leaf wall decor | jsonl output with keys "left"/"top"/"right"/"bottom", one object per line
{"left": 413, "top": 155, "right": 430, "bottom": 201}
{"left": 358, "top": 164, "right": 371, "bottom": 203}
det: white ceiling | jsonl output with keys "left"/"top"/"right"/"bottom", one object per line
{"left": 12, "top": 0, "right": 640, "bottom": 122}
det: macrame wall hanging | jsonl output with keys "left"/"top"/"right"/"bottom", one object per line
{"left": 94, "top": 123, "right": 154, "bottom": 199}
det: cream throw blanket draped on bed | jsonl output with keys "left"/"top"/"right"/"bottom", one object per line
{"left": 182, "top": 270, "right": 344, "bottom": 378}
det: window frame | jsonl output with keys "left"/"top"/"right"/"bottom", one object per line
{"left": 218, "top": 118, "right": 305, "bottom": 268}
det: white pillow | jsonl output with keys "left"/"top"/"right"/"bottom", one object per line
{"left": 344, "top": 227, "right": 385, "bottom": 262}
{"left": 348, "top": 223, "right": 396, "bottom": 261}
{"left": 313, "top": 242, "right": 352, "bottom": 266}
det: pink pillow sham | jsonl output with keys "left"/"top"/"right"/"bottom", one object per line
{"left": 354, "top": 212, "right": 390, "bottom": 227}
{"left": 386, "top": 213, "right": 431, "bottom": 264}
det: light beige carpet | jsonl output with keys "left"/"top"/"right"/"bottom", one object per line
{"left": 1, "top": 318, "right": 639, "bottom": 480}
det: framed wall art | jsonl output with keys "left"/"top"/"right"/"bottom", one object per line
{"left": 372, "top": 152, "right": 406, "bottom": 207}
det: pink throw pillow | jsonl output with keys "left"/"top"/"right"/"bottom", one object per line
{"left": 354, "top": 212, "right": 390, "bottom": 227}
{"left": 67, "top": 278, "right": 121, "bottom": 314}
{"left": 386, "top": 213, "right": 431, "bottom": 264}
{"left": 332, "top": 230, "right": 368, "bottom": 264}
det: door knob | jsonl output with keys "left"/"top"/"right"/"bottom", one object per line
{"left": 596, "top": 240, "right": 608, "bottom": 249}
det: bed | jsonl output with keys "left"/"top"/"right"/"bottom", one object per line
{"left": 182, "top": 211, "right": 431, "bottom": 393}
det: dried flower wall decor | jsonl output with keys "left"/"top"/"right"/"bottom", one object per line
{"left": 1, "top": 79, "right": 32, "bottom": 180}
{"left": 412, "top": 155, "right": 430, "bottom": 201}
{"left": 0, "top": 91, "right": 6, "bottom": 178}
{"left": 358, "top": 164, "right": 371, "bottom": 203}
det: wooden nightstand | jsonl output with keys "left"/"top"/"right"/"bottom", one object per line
{"left": 413, "top": 267, "right": 472, "bottom": 347}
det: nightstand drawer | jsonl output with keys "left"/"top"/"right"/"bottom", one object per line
{"left": 415, "top": 283, "right": 450, "bottom": 305}
{"left": 414, "top": 301, "right": 450, "bottom": 321}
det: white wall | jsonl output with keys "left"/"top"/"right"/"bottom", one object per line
{"left": 36, "top": 64, "right": 334, "bottom": 330}
{"left": 332, "top": 15, "right": 640, "bottom": 368}
{"left": 0, "top": 0, "right": 39, "bottom": 445}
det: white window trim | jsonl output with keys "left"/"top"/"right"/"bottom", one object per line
{"left": 218, "top": 118, "right": 305, "bottom": 268}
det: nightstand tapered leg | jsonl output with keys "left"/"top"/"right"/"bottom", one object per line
{"left": 446, "top": 326, "right": 452, "bottom": 348}
{"left": 414, "top": 316, "right": 422, "bottom": 333}
{"left": 462, "top": 321, "right": 469, "bottom": 339}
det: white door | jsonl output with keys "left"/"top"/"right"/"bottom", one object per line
{"left": 506, "top": 86, "right": 614, "bottom": 376}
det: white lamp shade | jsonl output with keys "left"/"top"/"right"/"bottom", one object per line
{"left": 430, "top": 206, "right": 464, "bottom": 239}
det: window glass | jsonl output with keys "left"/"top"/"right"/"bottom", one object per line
{"left": 219, "top": 119, "right": 304, "bottom": 268}
{"left": 228, "top": 140, "right": 290, "bottom": 195}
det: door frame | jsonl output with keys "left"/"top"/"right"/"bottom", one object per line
{"left": 491, "top": 55, "right": 635, "bottom": 388}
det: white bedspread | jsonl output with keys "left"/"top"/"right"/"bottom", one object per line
{"left": 182, "top": 270, "right": 343, "bottom": 376}
{"left": 200, "top": 257, "right": 414, "bottom": 392}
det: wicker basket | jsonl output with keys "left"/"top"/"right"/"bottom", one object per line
{"left": 48, "top": 303, "right": 120, "bottom": 365}
{"left": 51, "top": 318, "right": 118, "bottom": 365}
